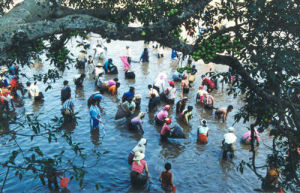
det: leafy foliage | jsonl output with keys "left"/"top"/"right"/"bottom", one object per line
{"left": 0, "top": 0, "right": 299, "bottom": 191}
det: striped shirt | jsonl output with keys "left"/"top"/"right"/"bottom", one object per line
{"left": 61, "top": 99, "right": 74, "bottom": 112}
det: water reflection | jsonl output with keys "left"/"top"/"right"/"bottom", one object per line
{"left": 220, "top": 158, "right": 236, "bottom": 173}
{"left": 160, "top": 140, "right": 185, "bottom": 159}
{"left": 32, "top": 100, "right": 44, "bottom": 112}
{"left": 141, "top": 62, "right": 149, "bottom": 75}
{"left": 90, "top": 128, "right": 101, "bottom": 146}
{"left": 75, "top": 87, "right": 85, "bottom": 99}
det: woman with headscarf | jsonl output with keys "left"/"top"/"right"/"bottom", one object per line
{"left": 155, "top": 105, "right": 171, "bottom": 125}
{"left": 160, "top": 118, "right": 172, "bottom": 140}
{"left": 181, "top": 105, "right": 193, "bottom": 124}
{"left": 196, "top": 86, "right": 208, "bottom": 103}
{"left": 176, "top": 97, "right": 188, "bottom": 114}
{"left": 128, "top": 138, "right": 147, "bottom": 165}
{"left": 197, "top": 119, "right": 209, "bottom": 144}
{"left": 130, "top": 151, "right": 150, "bottom": 186}
{"left": 129, "top": 112, "right": 145, "bottom": 133}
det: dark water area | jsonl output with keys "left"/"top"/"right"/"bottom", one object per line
{"left": 0, "top": 37, "right": 272, "bottom": 192}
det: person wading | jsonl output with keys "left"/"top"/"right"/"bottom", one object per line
{"left": 130, "top": 151, "right": 150, "bottom": 186}
{"left": 197, "top": 119, "right": 209, "bottom": 144}
{"left": 159, "top": 162, "right": 175, "bottom": 192}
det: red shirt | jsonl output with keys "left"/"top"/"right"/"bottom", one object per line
{"left": 161, "top": 123, "right": 171, "bottom": 135}
{"left": 203, "top": 78, "right": 215, "bottom": 88}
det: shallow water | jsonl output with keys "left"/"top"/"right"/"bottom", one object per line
{"left": 0, "top": 36, "right": 272, "bottom": 192}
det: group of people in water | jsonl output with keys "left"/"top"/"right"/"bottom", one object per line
{"left": 0, "top": 38, "right": 277, "bottom": 192}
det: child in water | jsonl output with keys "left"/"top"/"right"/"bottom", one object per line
{"left": 159, "top": 162, "right": 175, "bottom": 192}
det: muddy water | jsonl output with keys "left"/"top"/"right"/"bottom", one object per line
{"left": 0, "top": 36, "right": 272, "bottom": 192}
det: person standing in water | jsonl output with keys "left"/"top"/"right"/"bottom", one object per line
{"left": 77, "top": 50, "right": 87, "bottom": 69}
{"left": 181, "top": 105, "right": 193, "bottom": 124}
{"left": 74, "top": 74, "right": 86, "bottom": 87}
{"left": 128, "top": 138, "right": 147, "bottom": 165}
{"left": 196, "top": 86, "right": 208, "bottom": 103}
{"left": 140, "top": 48, "right": 149, "bottom": 63}
{"left": 241, "top": 128, "right": 261, "bottom": 146}
{"left": 159, "top": 162, "right": 175, "bottom": 192}
{"left": 155, "top": 105, "right": 171, "bottom": 125}
{"left": 61, "top": 96, "right": 74, "bottom": 122}
{"left": 126, "top": 46, "right": 133, "bottom": 65}
{"left": 122, "top": 87, "right": 135, "bottom": 102}
{"left": 61, "top": 80, "right": 71, "bottom": 104}
{"left": 129, "top": 112, "right": 146, "bottom": 133}
{"left": 203, "top": 93, "right": 215, "bottom": 109}
{"left": 26, "top": 82, "right": 44, "bottom": 101}
{"left": 197, "top": 119, "right": 209, "bottom": 144}
{"left": 164, "top": 81, "right": 176, "bottom": 104}
{"left": 160, "top": 118, "right": 172, "bottom": 140}
{"left": 89, "top": 99, "right": 102, "bottom": 130}
{"left": 222, "top": 127, "right": 237, "bottom": 159}
{"left": 87, "top": 92, "right": 103, "bottom": 109}
{"left": 215, "top": 105, "right": 233, "bottom": 122}
{"left": 130, "top": 151, "right": 150, "bottom": 186}
{"left": 176, "top": 97, "right": 188, "bottom": 114}
{"left": 181, "top": 74, "right": 189, "bottom": 94}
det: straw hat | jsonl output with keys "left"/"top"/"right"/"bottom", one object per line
{"left": 133, "top": 151, "right": 145, "bottom": 161}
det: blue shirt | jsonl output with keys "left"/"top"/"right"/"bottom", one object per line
{"left": 104, "top": 60, "right": 112, "bottom": 70}
{"left": 9, "top": 66, "right": 17, "bottom": 75}
{"left": 89, "top": 105, "right": 101, "bottom": 128}
{"left": 171, "top": 50, "right": 177, "bottom": 59}
{"left": 122, "top": 91, "right": 134, "bottom": 100}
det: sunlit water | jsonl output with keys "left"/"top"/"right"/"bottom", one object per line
{"left": 0, "top": 36, "right": 273, "bottom": 193}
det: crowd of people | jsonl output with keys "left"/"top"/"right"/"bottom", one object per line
{"left": 0, "top": 38, "right": 280, "bottom": 192}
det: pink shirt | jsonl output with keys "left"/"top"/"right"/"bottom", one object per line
{"left": 242, "top": 130, "right": 260, "bottom": 143}
{"left": 206, "top": 95, "right": 214, "bottom": 105}
{"left": 157, "top": 110, "right": 168, "bottom": 121}
{"left": 107, "top": 80, "right": 116, "bottom": 86}
{"left": 132, "top": 160, "right": 147, "bottom": 174}
{"left": 160, "top": 123, "right": 171, "bottom": 135}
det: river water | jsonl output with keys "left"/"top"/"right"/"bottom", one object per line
{"left": 0, "top": 36, "right": 272, "bottom": 192}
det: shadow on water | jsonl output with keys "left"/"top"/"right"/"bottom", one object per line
{"left": 159, "top": 140, "right": 185, "bottom": 159}
{"left": 32, "top": 99, "right": 44, "bottom": 112}
{"left": 75, "top": 87, "right": 85, "bottom": 99}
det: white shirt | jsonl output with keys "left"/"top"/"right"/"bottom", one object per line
{"left": 29, "top": 84, "right": 40, "bottom": 97}
{"left": 166, "top": 87, "right": 176, "bottom": 99}
{"left": 198, "top": 126, "right": 209, "bottom": 135}
{"left": 94, "top": 45, "right": 104, "bottom": 56}
{"left": 154, "top": 79, "right": 165, "bottom": 92}
{"left": 197, "top": 89, "right": 208, "bottom": 96}
{"left": 158, "top": 47, "right": 164, "bottom": 54}
{"left": 95, "top": 66, "right": 104, "bottom": 77}
{"left": 126, "top": 48, "right": 132, "bottom": 57}
{"left": 223, "top": 133, "right": 237, "bottom": 144}
{"left": 97, "top": 76, "right": 103, "bottom": 88}
{"left": 78, "top": 52, "right": 86, "bottom": 61}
